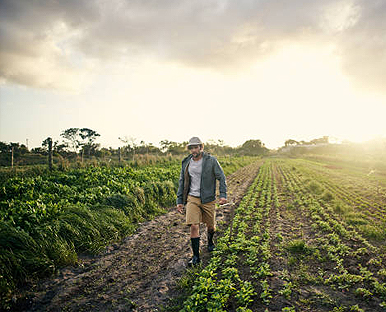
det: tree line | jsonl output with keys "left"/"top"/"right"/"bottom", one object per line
{"left": 0, "top": 128, "right": 269, "bottom": 167}
{"left": 283, "top": 136, "right": 329, "bottom": 147}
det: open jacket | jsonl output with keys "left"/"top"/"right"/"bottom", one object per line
{"left": 176, "top": 152, "right": 227, "bottom": 205}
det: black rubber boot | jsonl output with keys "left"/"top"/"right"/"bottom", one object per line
{"left": 208, "top": 229, "right": 215, "bottom": 252}
{"left": 188, "top": 237, "right": 200, "bottom": 267}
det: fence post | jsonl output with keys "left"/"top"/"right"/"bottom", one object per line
{"left": 118, "top": 147, "right": 121, "bottom": 163}
{"left": 48, "top": 138, "right": 53, "bottom": 171}
{"left": 11, "top": 146, "right": 14, "bottom": 168}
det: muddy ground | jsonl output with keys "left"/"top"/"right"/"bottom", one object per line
{"left": 12, "top": 161, "right": 262, "bottom": 312}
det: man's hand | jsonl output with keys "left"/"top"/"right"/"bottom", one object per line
{"left": 219, "top": 198, "right": 227, "bottom": 205}
{"left": 177, "top": 204, "right": 184, "bottom": 214}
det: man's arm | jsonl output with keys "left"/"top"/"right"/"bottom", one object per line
{"left": 176, "top": 162, "right": 185, "bottom": 205}
{"left": 213, "top": 158, "right": 227, "bottom": 200}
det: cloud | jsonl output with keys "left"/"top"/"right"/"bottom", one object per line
{"left": 0, "top": 0, "right": 385, "bottom": 92}
{"left": 0, "top": 0, "right": 99, "bottom": 90}
{"left": 337, "top": 0, "right": 386, "bottom": 93}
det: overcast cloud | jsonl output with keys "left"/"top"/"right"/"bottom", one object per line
{"left": 0, "top": 0, "right": 385, "bottom": 92}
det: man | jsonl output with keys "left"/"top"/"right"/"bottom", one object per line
{"left": 176, "top": 137, "right": 227, "bottom": 266}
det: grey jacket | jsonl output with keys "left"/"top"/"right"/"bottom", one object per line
{"left": 176, "top": 152, "right": 227, "bottom": 205}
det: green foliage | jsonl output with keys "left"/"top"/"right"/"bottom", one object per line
{"left": 359, "top": 224, "right": 386, "bottom": 241}
{"left": 333, "top": 201, "right": 352, "bottom": 215}
{"left": 0, "top": 161, "right": 181, "bottom": 305}
{"left": 0, "top": 221, "right": 55, "bottom": 302}
{"left": 282, "top": 307, "right": 296, "bottom": 312}
{"left": 279, "top": 282, "right": 294, "bottom": 300}
{"left": 354, "top": 287, "right": 373, "bottom": 299}
{"left": 0, "top": 156, "right": 252, "bottom": 307}
{"left": 345, "top": 213, "right": 368, "bottom": 226}
{"left": 285, "top": 239, "right": 311, "bottom": 254}
{"left": 321, "top": 191, "right": 334, "bottom": 202}
{"left": 307, "top": 181, "right": 323, "bottom": 195}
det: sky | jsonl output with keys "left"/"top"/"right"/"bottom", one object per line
{"left": 1, "top": 0, "right": 386, "bottom": 150}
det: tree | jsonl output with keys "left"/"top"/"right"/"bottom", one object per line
{"left": 238, "top": 139, "right": 268, "bottom": 156}
{"left": 79, "top": 128, "right": 101, "bottom": 156}
{"left": 60, "top": 128, "right": 81, "bottom": 153}
{"left": 119, "top": 136, "right": 138, "bottom": 160}
{"left": 310, "top": 136, "right": 329, "bottom": 145}
{"left": 43, "top": 137, "right": 72, "bottom": 155}
{"left": 0, "top": 142, "right": 10, "bottom": 154}
{"left": 136, "top": 141, "right": 160, "bottom": 155}
{"left": 31, "top": 147, "right": 46, "bottom": 155}
{"left": 284, "top": 139, "right": 299, "bottom": 147}
{"left": 9, "top": 143, "right": 28, "bottom": 156}
{"left": 159, "top": 140, "right": 187, "bottom": 155}
{"left": 60, "top": 128, "right": 100, "bottom": 155}
{"left": 159, "top": 140, "right": 174, "bottom": 153}
{"left": 204, "top": 139, "right": 229, "bottom": 156}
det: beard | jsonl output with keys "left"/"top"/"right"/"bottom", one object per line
{"left": 192, "top": 151, "right": 202, "bottom": 159}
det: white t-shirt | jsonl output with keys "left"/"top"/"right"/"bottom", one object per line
{"left": 188, "top": 157, "right": 202, "bottom": 197}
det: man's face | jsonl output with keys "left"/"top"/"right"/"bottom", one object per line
{"left": 189, "top": 145, "right": 202, "bottom": 158}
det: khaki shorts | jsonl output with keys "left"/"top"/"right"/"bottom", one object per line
{"left": 186, "top": 195, "right": 216, "bottom": 228}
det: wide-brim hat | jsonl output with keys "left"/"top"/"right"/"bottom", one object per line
{"left": 187, "top": 137, "right": 202, "bottom": 146}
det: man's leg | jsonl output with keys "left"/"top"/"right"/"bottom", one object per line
{"left": 189, "top": 224, "right": 200, "bottom": 266}
{"left": 190, "top": 223, "right": 200, "bottom": 238}
{"left": 186, "top": 196, "right": 202, "bottom": 266}
{"left": 207, "top": 225, "right": 215, "bottom": 252}
{"left": 201, "top": 200, "right": 216, "bottom": 252}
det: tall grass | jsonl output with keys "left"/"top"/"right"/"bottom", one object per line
{"left": 0, "top": 179, "right": 176, "bottom": 308}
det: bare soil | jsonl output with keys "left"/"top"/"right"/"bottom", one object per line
{"left": 12, "top": 161, "right": 262, "bottom": 312}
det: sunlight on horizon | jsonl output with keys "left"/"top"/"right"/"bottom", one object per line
{"left": 1, "top": 43, "right": 386, "bottom": 150}
{"left": 86, "top": 42, "right": 386, "bottom": 149}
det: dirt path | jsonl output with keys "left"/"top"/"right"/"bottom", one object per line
{"left": 14, "top": 161, "right": 262, "bottom": 312}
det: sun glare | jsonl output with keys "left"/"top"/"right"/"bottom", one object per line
{"left": 89, "top": 42, "right": 386, "bottom": 149}
{"left": 245, "top": 43, "right": 386, "bottom": 146}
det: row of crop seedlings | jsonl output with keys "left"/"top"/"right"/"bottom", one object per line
{"left": 282, "top": 162, "right": 382, "bottom": 272}
{"left": 290, "top": 160, "right": 386, "bottom": 248}
{"left": 301, "top": 159, "right": 386, "bottom": 225}
{"left": 273, "top": 161, "right": 327, "bottom": 310}
{"left": 280, "top": 160, "right": 376, "bottom": 251}
{"left": 293, "top": 159, "right": 385, "bottom": 227}
{"left": 244, "top": 160, "right": 296, "bottom": 311}
{"left": 261, "top": 160, "right": 338, "bottom": 311}
{"left": 181, "top": 162, "right": 281, "bottom": 311}
{"left": 270, "top": 162, "right": 281, "bottom": 234}
{"left": 278, "top": 160, "right": 386, "bottom": 310}
{"left": 278, "top": 160, "right": 374, "bottom": 310}
{"left": 246, "top": 161, "right": 275, "bottom": 307}
{"left": 305, "top": 158, "right": 386, "bottom": 210}
{"left": 318, "top": 163, "right": 386, "bottom": 234}
{"left": 319, "top": 175, "right": 386, "bottom": 238}
{"left": 319, "top": 178, "right": 386, "bottom": 225}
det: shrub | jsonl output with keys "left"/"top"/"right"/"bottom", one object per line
{"left": 333, "top": 201, "right": 352, "bottom": 215}
{"left": 321, "top": 191, "right": 334, "bottom": 202}
{"left": 345, "top": 213, "right": 368, "bottom": 226}
{"left": 307, "top": 181, "right": 323, "bottom": 195}
{"left": 359, "top": 224, "right": 385, "bottom": 241}
{"left": 285, "top": 239, "right": 311, "bottom": 254}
